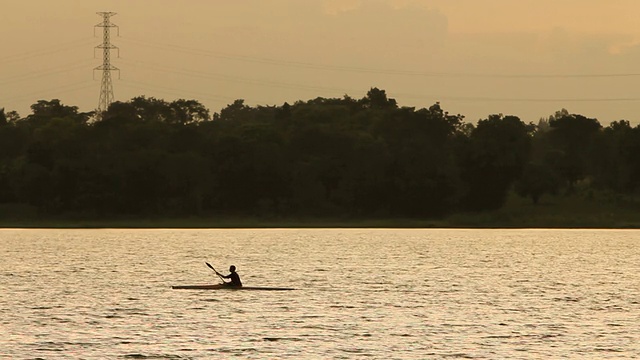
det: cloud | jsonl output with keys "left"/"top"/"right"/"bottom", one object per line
{"left": 325, "top": 0, "right": 448, "bottom": 48}
{"left": 323, "top": 0, "right": 362, "bottom": 15}
{"left": 200, "top": 0, "right": 449, "bottom": 69}
{"left": 608, "top": 37, "right": 640, "bottom": 56}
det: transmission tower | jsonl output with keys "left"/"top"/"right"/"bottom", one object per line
{"left": 94, "top": 12, "right": 119, "bottom": 113}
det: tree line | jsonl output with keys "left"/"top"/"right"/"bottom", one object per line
{"left": 1, "top": 88, "right": 639, "bottom": 219}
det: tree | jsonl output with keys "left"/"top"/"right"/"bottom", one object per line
{"left": 215, "top": 99, "right": 252, "bottom": 122}
{"left": 130, "top": 96, "right": 173, "bottom": 122}
{"left": 371, "top": 103, "right": 464, "bottom": 217}
{"left": 598, "top": 122, "right": 640, "bottom": 193}
{"left": 102, "top": 101, "right": 140, "bottom": 122}
{"left": 361, "top": 87, "right": 397, "bottom": 109}
{"left": 0, "top": 108, "right": 7, "bottom": 127}
{"left": 26, "top": 99, "right": 92, "bottom": 125}
{"left": 515, "top": 163, "right": 560, "bottom": 204}
{"left": 459, "top": 114, "right": 532, "bottom": 211}
{"left": 23, "top": 117, "right": 89, "bottom": 212}
{"left": 169, "top": 99, "right": 210, "bottom": 124}
{"left": 547, "top": 113, "right": 602, "bottom": 189}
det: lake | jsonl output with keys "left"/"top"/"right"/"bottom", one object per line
{"left": 1, "top": 228, "right": 639, "bottom": 359}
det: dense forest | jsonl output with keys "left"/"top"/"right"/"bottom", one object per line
{"left": 1, "top": 88, "right": 639, "bottom": 222}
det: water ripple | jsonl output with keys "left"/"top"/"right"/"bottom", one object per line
{"left": 2, "top": 228, "right": 640, "bottom": 359}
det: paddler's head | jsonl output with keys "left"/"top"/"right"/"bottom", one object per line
{"left": 229, "top": 265, "right": 236, "bottom": 272}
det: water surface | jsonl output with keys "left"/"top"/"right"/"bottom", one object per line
{"left": 1, "top": 228, "right": 639, "bottom": 359}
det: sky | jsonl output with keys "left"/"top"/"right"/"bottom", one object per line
{"left": 2, "top": 0, "right": 640, "bottom": 125}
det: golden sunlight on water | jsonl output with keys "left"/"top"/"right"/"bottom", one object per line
{"left": 1, "top": 228, "right": 639, "bottom": 358}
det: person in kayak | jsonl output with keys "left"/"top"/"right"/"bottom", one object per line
{"left": 216, "top": 265, "right": 242, "bottom": 287}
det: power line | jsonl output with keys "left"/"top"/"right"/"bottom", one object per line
{"left": 0, "top": 59, "right": 94, "bottom": 85}
{"left": 118, "top": 58, "right": 640, "bottom": 105}
{"left": 119, "top": 79, "right": 238, "bottom": 103}
{"left": 0, "top": 37, "right": 95, "bottom": 64}
{"left": 397, "top": 93, "right": 640, "bottom": 103}
{"left": 119, "top": 35, "right": 640, "bottom": 79}
{"left": 118, "top": 57, "right": 358, "bottom": 94}
{"left": 1, "top": 80, "right": 96, "bottom": 104}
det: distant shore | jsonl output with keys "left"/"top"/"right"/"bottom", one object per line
{"left": 2, "top": 193, "right": 639, "bottom": 229}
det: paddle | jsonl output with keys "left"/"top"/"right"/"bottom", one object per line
{"left": 205, "top": 262, "right": 226, "bottom": 283}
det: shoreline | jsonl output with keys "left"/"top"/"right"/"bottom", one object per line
{"left": 2, "top": 193, "right": 640, "bottom": 229}
{"left": 1, "top": 216, "right": 639, "bottom": 229}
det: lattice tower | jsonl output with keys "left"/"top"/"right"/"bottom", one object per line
{"left": 94, "top": 12, "right": 119, "bottom": 113}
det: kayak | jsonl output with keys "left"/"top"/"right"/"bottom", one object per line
{"left": 171, "top": 284, "right": 295, "bottom": 291}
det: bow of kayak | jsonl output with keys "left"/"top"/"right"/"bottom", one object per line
{"left": 171, "top": 284, "right": 295, "bottom": 291}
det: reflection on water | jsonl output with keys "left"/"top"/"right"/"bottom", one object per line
{"left": 1, "top": 228, "right": 639, "bottom": 358}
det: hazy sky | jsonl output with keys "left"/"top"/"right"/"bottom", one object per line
{"left": 2, "top": 0, "right": 640, "bottom": 124}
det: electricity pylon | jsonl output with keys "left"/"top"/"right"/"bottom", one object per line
{"left": 94, "top": 12, "right": 119, "bottom": 113}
